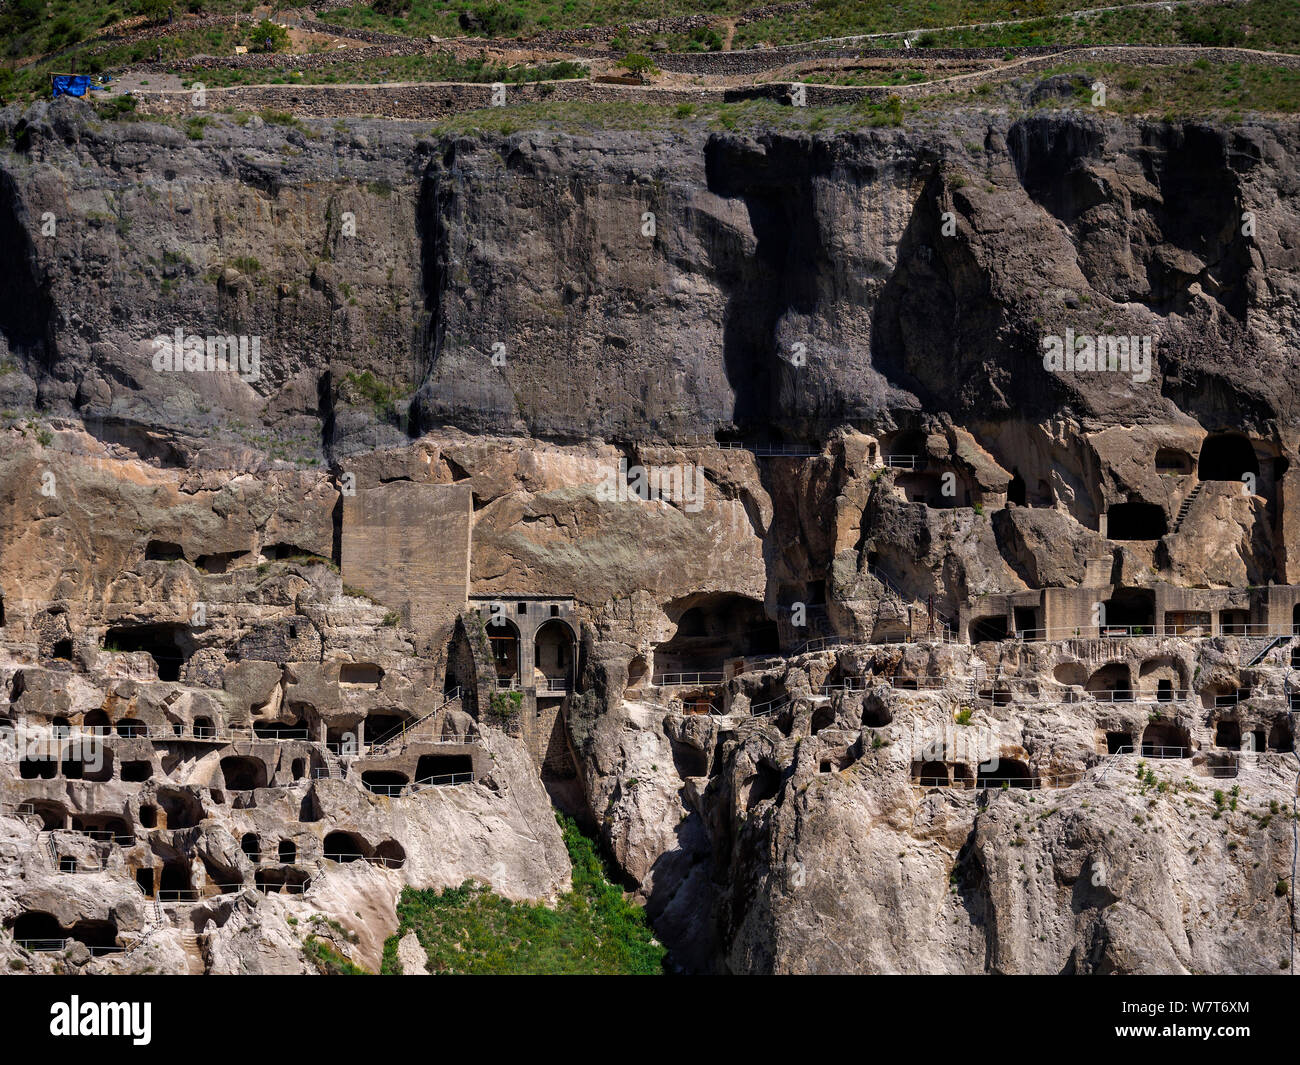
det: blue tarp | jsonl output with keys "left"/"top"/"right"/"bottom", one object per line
{"left": 51, "top": 74, "right": 108, "bottom": 98}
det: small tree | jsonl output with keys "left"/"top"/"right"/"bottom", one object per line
{"left": 248, "top": 18, "right": 289, "bottom": 54}
{"left": 620, "top": 53, "right": 659, "bottom": 78}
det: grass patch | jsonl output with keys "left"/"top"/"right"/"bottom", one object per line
{"left": 381, "top": 814, "right": 666, "bottom": 974}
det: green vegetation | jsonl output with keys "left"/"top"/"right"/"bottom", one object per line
{"left": 342, "top": 369, "right": 409, "bottom": 420}
{"left": 177, "top": 53, "right": 586, "bottom": 90}
{"left": 304, "top": 934, "right": 369, "bottom": 975}
{"left": 381, "top": 815, "right": 666, "bottom": 974}
{"left": 899, "top": 0, "right": 1300, "bottom": 53}
{"left": 619, "top": 52, "right": 659, "bottom": 77}
{"left": 489, "top": 689, "right": 523, "bottom": 719}
{"left": 249, "top": 17, "right": 289, "bottom": 54}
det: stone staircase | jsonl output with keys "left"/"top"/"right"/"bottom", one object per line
{"left": 1172, "top": 483, "right": 1203, "bottom": 533}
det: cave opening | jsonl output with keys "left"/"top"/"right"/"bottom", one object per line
{"left": 361, "top": 770, "right": 409, "bottom": 795}
{"left": 1107, "top": 501, "right": 1168, "bottom": 540}
{"left": 241, "top": 833, "right": 261, "bottom": 863}
{"left": 278, "top": 840, "right": 296, "bottom": 863}
{"left": 1106, "top": 731, "right": 1132, "bottom": 754}
{"left": 1141, "top": 721, "right": 1190, "bottom": 758}
{"left": 104, "top": 624, "right": 190, "bottom": 682}
{"left": 1198, "top": 433, "right": 1258, "bottom": 482}
{"left": 323, "top": 831, "right": 367, "bottom": 862}
{"left": 1214, "top": 719, "right": 1241, "bottom": 750}
{"left": 1103, "top": 589, "right": 1155, "bottom": 632}
{"left": 1007, "top": 469, "right": 1026, "bottom": 507}
{"left": 11, "top": 911, "right": 64, "bottom": 948}
{"left": 977, "top": 758, "right": 1033, "bottom": 789}
{"left": 415, "top": 754, "right": 473, "bottom": 784}
{"left": 970, "top": 615, "right": 1009, "bottom": 644}
{"left": 220, "top": 756, "right": 268, "bottom": 792}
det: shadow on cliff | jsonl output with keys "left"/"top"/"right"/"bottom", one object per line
{"left": 0, "top": 169, "right": 56, "bottom": 373}
{"left": 703, "top": 135, "right": 836, "bottom": 438}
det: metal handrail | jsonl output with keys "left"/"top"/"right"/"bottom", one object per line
{"left": 749, "top": 694, "right": 790, "bottom": 718}
{"left": 651, "top": 672, "right": 724, "bottom": 687}
{"left": 412, "top": 772, "right": 475, "bottom": 788}
{"left": 15, "top": 938, "right": 68, "bottom": 951}
{"left": 363, "top": 783, "right": 408, "bottom": 796}
{"left": 366, "top": 688, "right": 462, "bottom": 754}
{"left": 885, "top": 454, "right": 926, "bottom": 469}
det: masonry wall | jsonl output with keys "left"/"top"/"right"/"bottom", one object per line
{"left": 341, "top": 482, "right": 472, "bottom": 634}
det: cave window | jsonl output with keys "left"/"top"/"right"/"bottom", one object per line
{"left": 916, "top": 761, "right": 949, "bottom": 786}
{"left": 1141, "top": 722, "right": 1189, "bottom": 758}
{"left": 117, "top": 718, "right": 147, "bottom": 737}
{"left": 626, "top": 655, "right": 648, "bottom": 691}
{"left": 1219, "top": 610, "right": 1249, "bottom": 636}
{"left": 103, "top": 624, "right": 188, "bottom": 682}
{"left": 970, "top": 616, "right": 1009, "bottom": 644}
{"left": 278, "top": 840, "right": 296, "bottom": 864}
{"left": 361, "top": 770, "right": 409, "bottom": 795}
{"left": 10, "top": 912, "right": 64, "bottom": 949}
{"left": 339, "top": 662, "right": 383, "bottom": 687}
{"left": 323, "top": 831, "right": 366, "bottom": 862}
{"left": 136, "top": 868, "right": 155, "bottom": 896}
{"left": 1155, "top": 448, "right": 1193, "bottom": 475}
{"left": 1215, "top": 719, "right": 1242, "bottom": 750}
{"left": 291, "top": 758, "right": 305, "bottom": 780}
{"left": 1157, "top": 679, "right": 1173, "bottom": 702}
{"left": 220, "top": 756, "right": 267, "bottom": 791}
{"left": 517, "top": 602, "right": 527, "bottom": 615}
{"left": 977, "top": 758, "right": 1033, "bottom": 789}
{"left": 1014, "top": 607, "right": 1040, "bottom": 639}
{"left": 1103, "top": 589, "right": 1155, "bottom": 632}
{"left": 120, "top": 760, "right": 151, "bottom": 783}
{"left": 241, "top": 833, "right": 260, "bottom": 863}
{"left": 1106, "top": 732, "right": 1131, "bottom": 754}
{"left": 159, "top": 863, "right": 192, "bottom": 899}
{"left": 139, "top": 804, "right": 157, "bottom": 829}
{"left": 1270, "top": 719, "right": 1294, "bottom": 753}
{"left": 83, "top": 709, "right": 110, "bottom": 735}
{"left": 52, "top": 639, "right": 73, "bottom": 660}
{"left": 1007, "top": 470, "right": 1026, "bottom": 507}
{"left": 415, "top": 754, "right": 473, "bottom": 785}
{"left": 1198, "top": 433, "right": 1259, "bottom": 482}
{"left": 20, "top": 758, "right": 55, "bottom": 780}
{"left": 1107, "top": 502, "right": 1168, "bottom": 540}
{"left": 145, "top": 540, "right": 184, "bottom": 562}
{"left": 193, "top": 716, "right": 215, "bottom": 738}
{"left": 59, "top": 857, "right": 76, "bottom": 873}
{"left": 550, "top": 604, "right": 560, "bottom": 617}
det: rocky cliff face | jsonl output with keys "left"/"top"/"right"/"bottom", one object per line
{"left": 0, "top": 98, "right": 1298, "bottom": 973}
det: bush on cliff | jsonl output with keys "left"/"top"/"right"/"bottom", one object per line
{"left": 380, "top": 814, "right": 666, "bottom": 974}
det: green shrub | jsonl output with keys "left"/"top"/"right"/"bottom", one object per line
{"left": 248, "top": 18, "right": 289, "bottom": 54}
{"left": 380, "top": 815, "right": 665, "bottom": 974}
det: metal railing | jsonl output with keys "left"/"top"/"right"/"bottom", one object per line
{"left": 749, "top": 694, "right": 790, "bottom": 718}
{"left": 72, "top": 828, "right": 134, "bottom": 845}
{"left": 363, "top": 783, "right": 408, "bottom": 796}
{"left": 366, "top": 689, "right": 462, "bottom": 754}
{"left": 323, "top": 852, "right": 366, "bottom": 863}
{"left": 1214, "top": 690, "right": 1252, "bottom": 707}
{"left": 651, "top": 672, "right": 724, "bottom": 688}
{"left": 412, "top": 772, "right": 475, "bottom": 788}
{"left": 1086, "top": 688, "right": 1193, "bottom": 703}
{"left": 156, "top": 889, "right": 201, "bottom": 903}
{"left": 913, "top": 769, "right": 1086, "bottom": 790}
{"left": 16, "top": 938, "right": 68, "bottom": 952}
{"left": 885, "top": 454, "right": 926, "bottom": 470}
{"left": 794, "top": 635, "right": 852, "bottom": 654}
{"left": 537, "top": 676, "right": 571, "bottom": 693}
